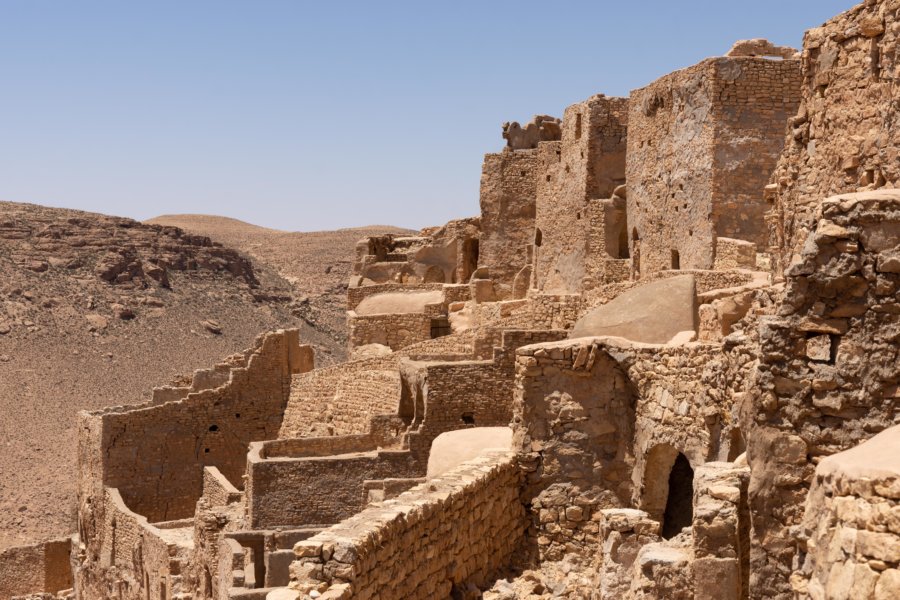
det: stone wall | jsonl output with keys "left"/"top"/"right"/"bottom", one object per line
{"left": 352, "top": 219, "right": 480, "bottom": 286}
{"left": 75, "top": 487, "right": 193, "bottom": 600}
{"left": 692, "top": 462, "right": 751, "bottom": 600}
{"left": 287, "top": 451, "right": 525, "bottom": 599}
{"left": 246, "top": 445, "right": 420, "bottom": 529}
{"left": 533, "top": 95, "right": 628, "bottom": 295}
{"left": 745, "top": 191, "right": 900, "bottom": 599}
{"left": 77, "top": 329, "right": 312, "bottom": 524}
{"left": 479, "top": 149, "right": 539, "bottom": 297}
{"left": 513, "top": 335, "right": 754, "bottom": 563}
{"left": 0, "top": 537, "right": 72, "bottom": 600}
{"left": 628, "top": 57, "right": 800, "bottom": 276}
{"left": 796, "top": 425, "right": 899, "bottom": 600}
{"left": 279, "top": 355, "right": 400, "bottom": 438}
{"left": 347, "top": 311, "right": 433, "bottom": 351}
{"left": 767, "top": 0, "right": 900, "bottom": 277}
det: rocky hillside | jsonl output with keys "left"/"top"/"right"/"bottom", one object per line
{"left": 146, "top": 214, "right": 414, "bottom": 355}
{"left": 0, "top": 202, "right": 402, "bottom": 550}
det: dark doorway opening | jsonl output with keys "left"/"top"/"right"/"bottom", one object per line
{"left": 430, "top": 317, "right": 451, "bottom": 339}
{"left": 662, "top": 453, "right": 694, "bottom": 538}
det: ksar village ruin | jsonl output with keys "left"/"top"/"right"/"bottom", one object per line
{"left": 1, "top": 1, "right": 900, "bottom": 599}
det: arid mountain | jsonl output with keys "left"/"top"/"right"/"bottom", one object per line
{"left": 0, "top": 201, "right": 407, "bottom": 551}
{"left": 146, "top": 214, "right": 414, "bottom": 357}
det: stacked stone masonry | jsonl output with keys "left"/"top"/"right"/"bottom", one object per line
{"left": 9, "top": 4, "right": 900, "bottom": 599}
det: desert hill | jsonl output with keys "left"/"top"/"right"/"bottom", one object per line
{"left": 0, "top": 201, "right": 405, "bottom": 551}
{"left": 146, "top": 214, "right": 415, "bottom": 355}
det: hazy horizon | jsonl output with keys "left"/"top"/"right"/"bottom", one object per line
{"left": 1, "top": 0, "right": 854, "bottom": 232}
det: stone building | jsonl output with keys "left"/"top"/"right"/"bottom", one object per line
{"left": 627, "top": 56, "right": 801, "bottom": 276}
{"left": 3, "top": 2, "right": 900, "bottom": 600}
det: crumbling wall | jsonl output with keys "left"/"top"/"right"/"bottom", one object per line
{"left": 246, "top": 445, "right": 419, "bottom": 529}
{"left": 348, "top": 311, "right": 433, "bottom": 351}
{"left": 767, "top": 0, "right": 900, "bottom": 277}
{"left": 352, "top": 219, "right": 480, "bottom": 286}
{"left": 0, "top": 538, "right": 72, "bottom": 600}
{"left": 513, "top": 336, "right": 753, "bottom": 563}
{"left": 77, "top": 330, "right": 311, "bottom": 523}
{"left": 691, "top": 462, "right": 751, "bottom": 600}
{"left": 478, "top": 149, "right": 539, "bottom": 297}
{"left": 796, "top": 425, "right": 900, "bottom": 600}
{"left": 533, "top": 95, "right": 628, "bottom": 295}
{"left": 745, "top": 191, "right": 900, "bottom": 599}
{"left": 279, "top": 355, "right": 400, "bottom": 438}
{"left": 76, "top": 487, "right": 193, "bottom": 600}
{"left": 628, "top": 57, "right": 800, "bottom": 277}
{"left": 287, "top": 451, "right": 525, "bottom": 599}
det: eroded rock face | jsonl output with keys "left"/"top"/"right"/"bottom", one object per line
{"left": 726, "top": 38, "right": 798, "bottom": 59}
{"left": 0, "top": 201, "right": 258, "bottom": 290}
{"left": 502, "top": 115, "right": 562, "bottom": 151}
{"left": 767, "top": 0, "right": 900, "bottom": 277}
{"left": 746, "top": 191, "right": 900, "bottom": 599}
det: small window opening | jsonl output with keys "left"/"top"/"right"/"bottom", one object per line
{"left": 535, "top": 229, "right": 543, "bottom": 247}
{"left": 208, "top": 425, "right": 218, "bottom": 432}
{"left": 235, "top": 413, "right": 241, "bottom": 419}
{"left": 671, "top": 250, "right": 681, "bottom": 270}
{"left": 575, "top": 113, "right": 583, "bottom": 140}
{"left": 520, "top": 170, "right": 527, "bottom": 177}
{"left": 461, "top": 412, "right": 475, "bottom": 425}
{"left": 430, "top": 317, "right": 451, "bottom": 339}
{"left": 576, "top": 212, "right": 581, "bottom": 220}
{"left": 546, "top": 174, "right": 551, "bottom": 182}
{"left": 204, "top": 448, "right": 210, "bottom": 453}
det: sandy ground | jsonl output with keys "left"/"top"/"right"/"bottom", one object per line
{"left": 0, "top": 202, "right": 408, "bottom": 550}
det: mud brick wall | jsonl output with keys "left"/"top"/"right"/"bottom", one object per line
{"left": 768, "top": 0, "right": 900, "bottom": 276}
{"left": 288, "top": 451, "right": 525, "bottom": 600}
{"left": 246, "top": 447, "right": 420, "bottom": 530}
{"left": 201, "top": 466, "right": 243, "bottom": 508}
{"left": 77, "top": 329, "right": 311, "bottom": 524}
{"left": 280, "top": 355, "right": 400, "bottom": 438}
{"left": 348, "top": 312, "right": 432, "bottom": 351}
{"left": 745, "top": 191, "right": 900, "bottom": 599}
{"left": 710, "top": 58, "right": 801, "bottom": 247}
{"left": 533, "top": 96, "right": 628, "bottom": 295}
{"left": 0, "top": 537, "right": 72, "bottom": 600}
{"left": 714, "top": 238, "right": 757, "bottom": 270}
{"left": 628, "top": 57, "right": 800, "bottom": 276}
{"left": 479, "top": 149, "right": 539, "bottom": 296}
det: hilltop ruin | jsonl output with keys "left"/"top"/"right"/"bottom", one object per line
{"left": 2, "top": 1, "right": 899, "bottom": 599}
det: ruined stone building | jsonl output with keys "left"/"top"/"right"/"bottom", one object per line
{"left": 2, "top": 2, "right": 899, "bottom": 599}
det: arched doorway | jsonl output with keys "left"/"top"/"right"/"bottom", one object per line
{"left": 662, "top": 453, "right": 694, "bottom": 538}
{"left": 640, "top": 444, "right": 695, "bottom": 539}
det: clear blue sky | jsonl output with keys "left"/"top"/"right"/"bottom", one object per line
{"left": 0, "top": 1, "right": 854, "bottom": 231}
